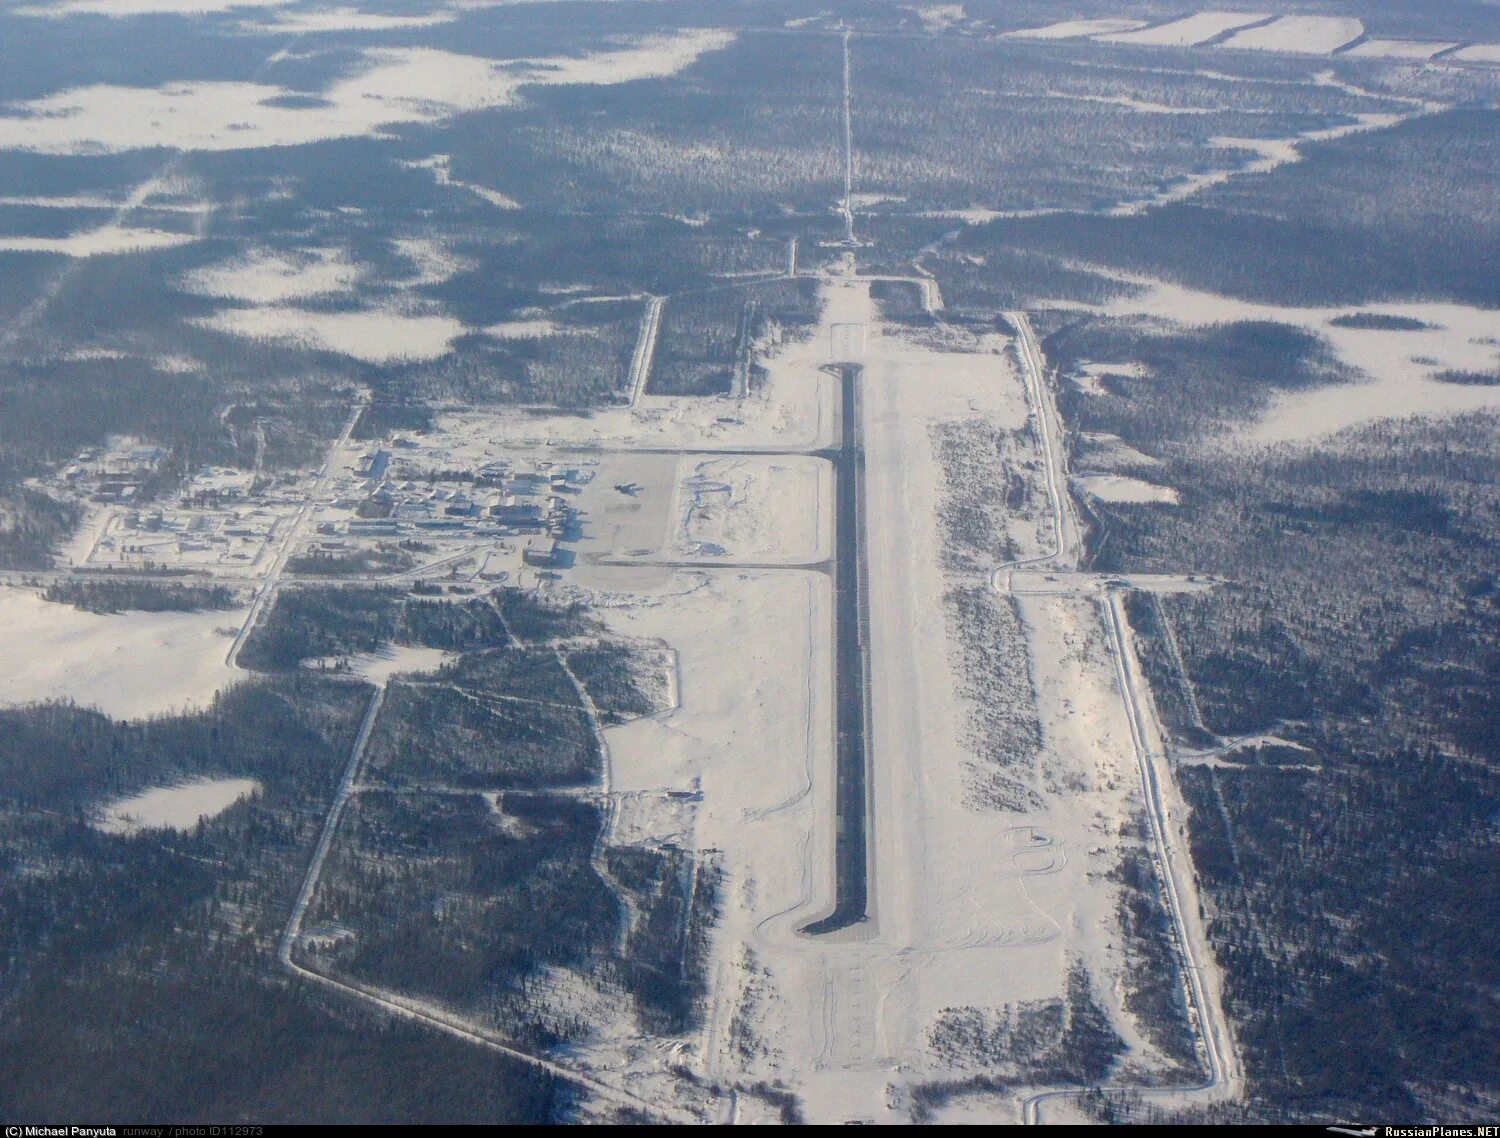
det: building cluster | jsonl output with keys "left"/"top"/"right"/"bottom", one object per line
{"left": 43, "top": 439, "right": 281, "bottom": 568}
{"left": 97, "top": 502, "right": 276, "bottom": 562}
{"left": 326, "top": 444, "right": 590, "bottom": 569}
{"left": 55, "top": 436, "right": 169, "bottom": 505}
{"left": 42, "top": 430, "right": 591, "bottom": 578}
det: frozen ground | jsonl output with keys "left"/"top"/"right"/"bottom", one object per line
{"left": 669, "top": 455, "right": 832, "bottom": 563}
{"left": 193, "top": 304, "right": 466, "bottom": 363}
{"left": 180, "top": 247, "right": 362, "bottom": 303}
{"left": 401, "top": 154, "right": 524, "bottom": 211}
{"left": 1344, "top": 39, "right": 1459, "bottom": 60}
{"left": 243, "top": 5, "right": 457, "bottom": 33}
{"left": 395, "top": 237, "right": 478, "bottom": 287}
{"left": 0, "top": 588, "right": 246, "bottom": 719}
{"left": 1086, "top": 279, "right": 1500, "bottom": 443}
{"left": 1096, "top": 12, "right": 1270, "bottom": 48}
{"left": 1074, "top": 473, "right": 1180, "bottom": 505}
{"left": 0, "top": 227, "right": 195, "bottom": 256}
{"left": 1004, "top": 17, "right": 1148, "bottom": 41}
{"left": 1219, "top": 15, "right": 1363, "bottom": 54}
{"left": 0, "top": 30, "right": 734, "bottom": 155}
{"left": 95, "top": 776, "right": 261, "bottom": 835}
{"left": 1450, "top": 44, "right": 1500, "bottom": 64}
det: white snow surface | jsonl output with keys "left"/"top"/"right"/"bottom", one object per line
{"left": 1220, "top": 15, "right": 1363, "bottom": 54}
{"left": 483, "top": 319, "right": 558, "bottom": 339}
{"left": 0, "top": 30, "right": 735, "bottom": 155}
{"left": 394, "top": 236, "right": 477, "bottom": 286}
{"left": 1449, "top": 44, "right": 1500, "bottom": 64}
{"left": 0, "top": 588, "right": 246, "bottom": 719}
{"left": 1344, "top": 38, "right": 1458, "bottom": 60}
{"left": 95, "top": 777, "right": 260, "bottom": 835}
{"left": 193, "top": 304, "right": 466, "bottom": 363}
{"left": 179, "top": 247, "right": 362, "bottom": 303}
{"left": 242, "top": 5, "right": 457, "bottom": 32}
{"left": 1074, "top": 474, "right": 1180, "bottom": 504}
{"left": 401, "top": 154, "right": 523, "bottom": 210}
{"left": 1004, "top": 17, "right": 1148, "bottom": 40}
{"left": 1096, "top": 12, "right": 1270, "bottom": 47}
{"left": 0, "top": 227, "right": 196, "bottom": 256}
{"left": 1094, "top": 279, "right": 1500, "bottom": 442}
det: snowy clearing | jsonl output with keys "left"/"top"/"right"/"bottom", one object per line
{"left": 192, "top": 304, "right": 466, "bottom": 363}
{"left": 1074, "top": 474, "right": 1180, "bottom": 505}
{"left": 1219, "top": 15, "right": 1363, "bottom": 54}
{"left": 0, "top": 588, "right": 246, "bottom": 719}
{"left": 1004, "top": 17, "right": 1149, "bottom": 40}
{"left": 401, "top": 155, "right": 523, "bottom": 210}
{"left": 179, "top": 247, "right": 361, "bottom": 303}
{"left": 1449, "top": 44, "right": 1500, "bottom": 64}
{"left": 0, "top": 227, "right": 196, "bottom": 256}
{"left": 242, "top": 5, "right": 457, "bottom": 32}
{"left": 1096, "top": 12, "right": 1271, "bottom": 47}
{"left": 1095, "top": 279, "right": 1500, "bottom": 442}
{"left": 1343, "top": 39, "right": 1459, "bottom": 60}
{"left": 394, "top": 237, "right": 477, "bottom": 287}
{"left": 95, "top": 777, "right": 260, "bottom": 835}
{"left": 0, "top": 30, "right": 735, "bottom": 155}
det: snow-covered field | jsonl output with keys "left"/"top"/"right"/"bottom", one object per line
{"left": 1219, "top": 15, "right": 1363, "bottom": 54}
{"left": 192, "top": 304, "right": 466, "bottom": 363}
{"left": 0, "top": 588, "right": 246, "bottom": 719}
{"left": 1074, "top": 473, "right": 1180, "bottom": 505}
{"left": 243, "top": 5, "right": 457, "bottom": 33}
{"left": 1096, "top": 12, "right": 1270, "bottom": 47}
{"left": 0, "top": 227, "right": 195, "bottom": 256}
{"left": 1344, "top": 38, "right": 1458, "bottom": 60}
{"left": 1004, "top": 17, "right": 1148, "bottom": 41}
{"left": 483, "top": 319, "right": 558, "bottom": 340}
{"left": 670, "top": 455, "right": 831, "bottom": 563}
{"left": 401, "top": 154, "right": 524, "bottom": 211}
{"left": 180, "top": 247, "right": 362, "bottom": 303}
{"left": 396, "top": 237, "right": 478, "bottom": 287}
{"left": 1449, "top": 44, "right": 1500, "bottom": 64}
{"left": 95, "top": 776, "right": 260, "bottom": 834}
{"left": 1091, "top": 279, "right": 1500, "bottom": 443}
{"left": 1107, "top": 112, "right": 1403, "bottom": 218}
{"left": 0, "top": 30, "right": 734, "bottom": 155}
